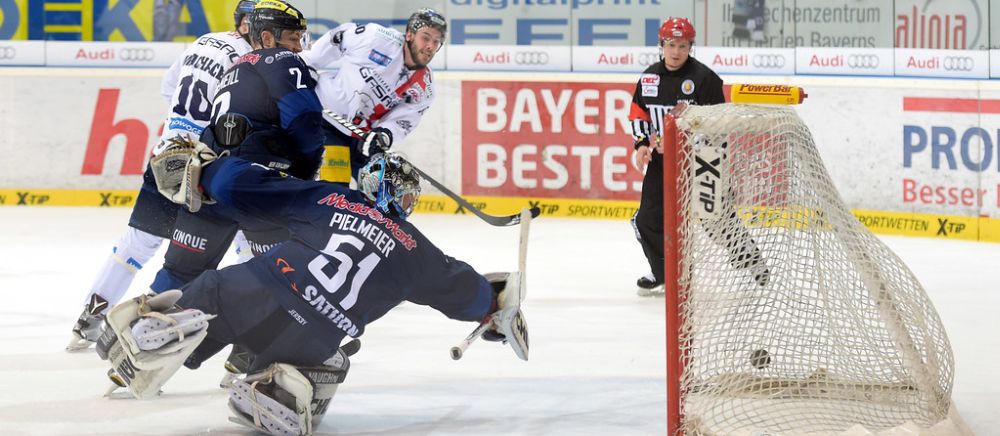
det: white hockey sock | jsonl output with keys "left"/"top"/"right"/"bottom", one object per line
{"left": 85, "top": 227, "right": 163, "bottom": 310}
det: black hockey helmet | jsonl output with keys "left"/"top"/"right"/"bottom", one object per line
{"left": 233, "top": 1, "right": 257, "bottom": 30}
{"left": 359, "top": 153, "right": 422, "bottom": 219}
{"left": 248, "top": 0, "right": 307, "bottom": 46}
{"left": 407, "top": 8, "right": 447, "bottom": 38}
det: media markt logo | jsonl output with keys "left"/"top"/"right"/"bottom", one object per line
{"left": 895, "top": 0, "right": 984, "bottom": 49}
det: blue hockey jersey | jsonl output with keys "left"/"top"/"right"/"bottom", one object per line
{"left": 199, "top": 157, "right": 493, "bottom": 342}
{"left": 210, "top": 48, "right": 325, "bottom": 180}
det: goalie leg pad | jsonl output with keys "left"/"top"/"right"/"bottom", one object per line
{"left": 97, "top": 290, "right": 216, "bottom": 399}
{"left": 227, "top": 352, "right": 350, "bottom": 436}
{"left": 130, "top": 307, "right": 214, "bottom": 351}
{"left": 228, "top": 366, "right": 311, "bottom": 436}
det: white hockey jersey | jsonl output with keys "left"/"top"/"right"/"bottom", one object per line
{"left": 300, "top": 23, "right": 435, "bottom": 143}
{"left": 157, "top": 31, "right": 252, "bottom": 154}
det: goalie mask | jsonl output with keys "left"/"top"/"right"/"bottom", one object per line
{"left": 359, "top": 153, "right": 421, "bottom": 219}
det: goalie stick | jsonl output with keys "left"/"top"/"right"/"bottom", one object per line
{"left": 450, "top": 207, "right": 531, "bottom": 360}
{"left": 321, "top": 110, "right": 540, "bottom": 226}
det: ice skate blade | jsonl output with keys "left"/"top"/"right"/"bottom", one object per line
{"left": 637, "top": 285, "right": 665, "bottom": 297}
{"left": 65, "top": 334, "right": 95, "bottom": 352}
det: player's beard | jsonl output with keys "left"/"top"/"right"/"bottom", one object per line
{"left": 406, "top": 39, "right": 431, "bottom": 69}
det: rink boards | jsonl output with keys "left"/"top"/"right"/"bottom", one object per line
{"left": 2, "top": 69, "right": 1000, "bottom": 242}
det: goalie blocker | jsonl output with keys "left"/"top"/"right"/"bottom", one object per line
{"left": 480, "top": 271, "right": 529, "bottom": 361}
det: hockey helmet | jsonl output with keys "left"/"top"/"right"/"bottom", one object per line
{"left": 659, "top": 17, "right": 696, "bottom": 43}
{"left": 248, "top": 0, "right": 307, "bottom": 46}
{"left": 359, "top": 153, "right": 422, "bottom": 219}
{"left": 407, "top": 8, "right": 447, "bottom": 38}
{"left": 233, "top": 0, "right": 257, "bottom": 30}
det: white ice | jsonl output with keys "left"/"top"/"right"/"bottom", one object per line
{"left": 1, "top": 208, "right": 996, "bottom": 435}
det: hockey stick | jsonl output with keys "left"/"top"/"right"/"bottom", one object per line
{"left": 450, "top": 207, "right": 532, "bottom": 360}
{"left": 321, "top": 110, "right": 540, "bottom": 226}
{"left": 450, "top": 321, "right": 493, "bottom": 360}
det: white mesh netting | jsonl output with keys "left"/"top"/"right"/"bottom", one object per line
{"left": 671, "top": 104, "right": 955, "bottom": 435}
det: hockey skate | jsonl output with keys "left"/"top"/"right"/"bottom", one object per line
{"left": 636, "top": 273, "right": 665, "bottom": 297}
{"left": 219, "top": 345, "right": 255, "bottom": 388}
{"left": 66, "top": 294, "right": 109, "bottom": 351}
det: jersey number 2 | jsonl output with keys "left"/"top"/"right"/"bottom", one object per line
{"left": 308, "top": 234, "right": 380, "bottom": 311}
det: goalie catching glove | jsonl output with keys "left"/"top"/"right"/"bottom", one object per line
{"left": 150, "top": 135, "right": 222, "bottom": 213}
{"left": 480, "top": 272, "right": 529, "bottom": 361}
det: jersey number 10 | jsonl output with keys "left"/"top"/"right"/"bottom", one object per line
{"left": 173, "top": 75, "right": 212, "bottom": 122}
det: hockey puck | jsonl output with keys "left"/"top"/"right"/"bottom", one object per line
{"left": 749, "top": 349, "right": 771, "bottom": 369}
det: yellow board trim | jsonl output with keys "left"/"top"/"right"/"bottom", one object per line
{"left": 0, "top": 189, "right": 138, "bottom": 207}
{"left": 3, "top": 189, "right": 998, "bottom": 243}
{"left": 44, "top": 3, "right": 84, "bottom": 11}
{"left": 318, "top": 145, "right": 352, "bottom": 184}
{"left": 43, "top": 25, "right": 84, "bottom": 33}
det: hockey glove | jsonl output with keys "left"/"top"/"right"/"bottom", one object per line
{"left": 150, "top": 135, "right": 221, "bottom": 213}
{"left": 479, "top": 272, "right": 529, "bottom": 361}
{"left": 361, "top": 127, "right": 392, "bottom": 157}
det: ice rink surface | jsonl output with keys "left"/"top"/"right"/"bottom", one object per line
{"left": 1, "top": 207, "right": 997, "bottom": 435}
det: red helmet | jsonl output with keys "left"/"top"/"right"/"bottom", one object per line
{"left": 658, "top": 17, "right": 696, "bottom": 43}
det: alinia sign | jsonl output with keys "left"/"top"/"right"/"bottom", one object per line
{"left": 895, "top": 0, "right": 985, "bottom": 50}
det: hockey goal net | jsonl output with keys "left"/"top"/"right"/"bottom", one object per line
{"left": 661, "top": 103, "right": 959, "bottom": 435}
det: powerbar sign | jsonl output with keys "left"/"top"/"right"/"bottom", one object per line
{"left": 460, "top": 81, "right": 642, "bottom": 200}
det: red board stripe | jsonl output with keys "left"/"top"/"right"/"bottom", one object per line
{"left": 903, "top": 97, "right": 1000, "bottom": 114}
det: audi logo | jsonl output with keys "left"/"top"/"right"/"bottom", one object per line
{"left": 514, "top": 51, "right": 549, "bottom": 65}
{"left": 943, "top": 56, "right": 975, "bottom": 71}
{"left": 638, "top": 52, "right": 660, "bottom": 65}
{"left": 847, "top": 54, "right": 879, "bottom": 69}
{"left": 752, "top": 54, "right": 785, "bottom": 68}
{"left": 119, "top": 48, "right": 156, "bottom": 62}
{"left": 0, "top": 46, "right": 15, "bottom": 61}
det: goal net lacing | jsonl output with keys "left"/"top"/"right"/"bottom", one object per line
{"left": 670, "top": 104, "right": 953, "bottom": 435}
